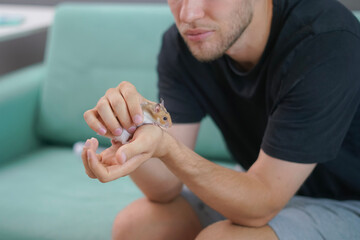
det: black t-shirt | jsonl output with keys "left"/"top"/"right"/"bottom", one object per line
{"left": 157, "top": 0, "right": 360, "bottom": 200}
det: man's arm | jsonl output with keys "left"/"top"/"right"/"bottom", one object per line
{"left": 161, "top": 136, "right": 316, "bottom": 227}
{"left": 128, "top": 123, "right": 200, "bottom": 203}
{"left": 86, "top": 126, "right": 316, "bottom": 227}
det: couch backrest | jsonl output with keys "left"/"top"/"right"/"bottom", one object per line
{"left": 37, "top": 3, "right": 231, "bottom": 160}
{"left": 355, "top": 11, "right": 360, "bottom": 21}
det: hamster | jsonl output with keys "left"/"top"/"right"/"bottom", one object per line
{"left": 112, "top": 99, "right": 172, "bottom": 144}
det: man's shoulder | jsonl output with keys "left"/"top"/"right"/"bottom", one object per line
{"left": 285, "top": 0, "right": 360, "bottom": 37}
{"left": 270, "top": 0, "right": 360, "bottom": 78}
{"left": 267, "top": 0, "right": 360, "bottom": 112}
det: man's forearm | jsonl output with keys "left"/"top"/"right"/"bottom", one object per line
{"left": 125, "top": 123, "right": 199, "bottom": 203}
{"left": 130, "top": 157, "right": 183, "bottom": 203}
{"left": 161, "top": 133, "right": 279, "bottom": 226}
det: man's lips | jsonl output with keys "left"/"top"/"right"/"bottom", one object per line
{"left": 184, "top": 29, "right": 214, "bottom": 41}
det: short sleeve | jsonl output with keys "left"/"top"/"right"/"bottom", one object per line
{"left": 157, "top": 25, "right": 206, "bottom": 123}
{"left": 261, "top": 31, "right": 360, "bottom": 163}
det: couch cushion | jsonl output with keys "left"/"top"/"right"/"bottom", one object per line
{"left": 0, "top": 146, "right": 235, "bottom": 239}
{"left": 0, "top": 146, "right": 143, "bottom": 239}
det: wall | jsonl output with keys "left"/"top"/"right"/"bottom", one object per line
{"left": 343, "top": 0, "right": 360, "bottom": 10}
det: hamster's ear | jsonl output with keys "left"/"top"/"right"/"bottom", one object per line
{"left": 154, "top": 104, "right": 161, "bottom": 113}
{"left": 160, "top": 98, "right": 165, "bottom": 107}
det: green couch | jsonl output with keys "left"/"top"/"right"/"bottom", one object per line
{"left": 0, "top": 4, "right": 232, "bottom": 239}
{"left": 0, "top": 3, "right": 359, "bottom": 239}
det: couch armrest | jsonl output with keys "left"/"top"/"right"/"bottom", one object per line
{"left": 0, "top": 64, "right": 44, "bottom": 165}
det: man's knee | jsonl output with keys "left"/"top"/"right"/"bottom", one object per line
{"left": 195, "top": 220, "right": 232, "bottom": 240}
{"left": 112, "top": 196, "right": 202, "bottom": 240}
{"left": 195, "top": 220, "right": 278, "bottom": 240}
{"left": 112, "top": 198, "right": 151, "bottom": 239}
{"left": 112, "top": 197, "right": 170, "bottom": 237}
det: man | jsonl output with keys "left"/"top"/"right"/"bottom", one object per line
{"left": 82, "top": 0, "right": 360, "bottom": 239}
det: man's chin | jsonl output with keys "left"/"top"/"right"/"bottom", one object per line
{"left": 194, "top": 54, "right": 223, "bottom": 62}
{"left": 189, "top": 47, "right": 224, "bottom": 62}
{"left": 182, "top": 37, "right": 224, "bottom": 62}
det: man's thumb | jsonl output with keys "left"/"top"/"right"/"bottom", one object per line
{"left": 115, "top": 141, "right": 143, "bottom": 165}
{"left": 116, "top": 149, "right": 127, "bottom": 164}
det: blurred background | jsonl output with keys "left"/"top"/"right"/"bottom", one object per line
{"left": 0, "top": 0, "right": 359, "bottom": 77}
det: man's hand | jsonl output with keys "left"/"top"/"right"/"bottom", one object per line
{"left": 83, "top": 81, "right": 147, "bottom": 138}
{"left": 81, "top": 125, "right": 172, "bottom": 183}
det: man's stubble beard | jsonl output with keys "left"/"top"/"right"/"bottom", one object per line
{"left": 182, "top": 2, "right": 253, "bottom": 62}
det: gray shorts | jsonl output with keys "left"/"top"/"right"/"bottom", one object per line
{"left": 181, "top": 186, "right": 360, "bottom": 240}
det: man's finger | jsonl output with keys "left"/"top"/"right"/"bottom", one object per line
{"left": 91, "top": 137, "right": 99, "bottom": 150}
{"left": 115, "top": 125, "right": 164, "bottom": 164}
{"left": 83, "top": 109, "right": 108, "bottom": 136}
{"left": 118, "top": 82, "right": 144, "bottom": 126}
{"left": 106, "top": 88, "right": 134, "bottom": 131}
{"left": 115, "top": 138, "right": 148, "bottom": 165}
{"left": 81, "top": 139, "right": 97, "bottom": 178}
{"left": 86, "top": 137, "right": 155, "bottom": 182}
{"left": 106, "top": 153, "right": 150, "bottom": 179}
{"left": 96, "top": 97, "right": 123, "bottom": 136}
{"left": 87, "top": 149, "right": 108, "bottom": 183}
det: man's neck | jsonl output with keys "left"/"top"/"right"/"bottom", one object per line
{"left": 225, "top": 0, "right": 273, "bottom": 72}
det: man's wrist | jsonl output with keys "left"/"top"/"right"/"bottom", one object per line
{"left": 158, "top": 130, "right": 180, "bottom": 162}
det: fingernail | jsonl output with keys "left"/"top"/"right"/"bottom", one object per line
{"left": 134, "top": 114, "right": 142, "bottom": 126}
{"left": 84, "top": 140, "right": 91, "bottom": 148}
{"left": 128, "top": 126, "right": 136, "bottom": 133}
{"left": 98, "top": 127, "right": 107, "bottom": 135}
{"left": 114, "top": 128, "right": 122, "bottom": 136}
{"left": 121, "top": 152, "right": 127, "bottom": 164}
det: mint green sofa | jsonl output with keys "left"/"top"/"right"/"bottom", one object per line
{"left": 0, "top": 3, "right": 359, "bottom": 239}
{"left": 0, "top": 4, "right": 231, "bottom": 239}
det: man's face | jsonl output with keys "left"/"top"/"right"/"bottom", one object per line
{"left": 168, "top": 0, "right": 253, "bottom": 62}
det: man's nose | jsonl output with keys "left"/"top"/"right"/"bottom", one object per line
{"left": 179, "top": 0, "right": 205, "bottom": 23}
